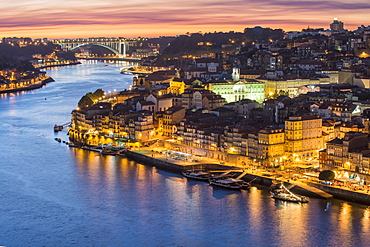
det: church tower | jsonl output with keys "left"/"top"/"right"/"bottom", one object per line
{"left": 232, "top": 67, "right": 240, "bottom": 82}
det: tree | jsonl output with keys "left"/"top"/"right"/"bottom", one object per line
{"left": 93, "top": 89, "right": 104, "bottom": 98}
{"left": 319, "top": 170, "right": 335, "bottom": 181}
{"left": 77, "top": 89, "right": 105, "bottom": 108}
{"left": 78, "top": 95, "right": 94, "bottom": 108}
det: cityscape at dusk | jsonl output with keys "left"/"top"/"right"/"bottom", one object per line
{"left": 1, "top": 0, "right": 370, "bottom": 38}
{"left": 2, "top": 1, "right": 370, "bottom": 246}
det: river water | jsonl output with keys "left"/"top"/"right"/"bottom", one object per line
{"left": 0, "top": 60, "right": 369, "bottom": 247}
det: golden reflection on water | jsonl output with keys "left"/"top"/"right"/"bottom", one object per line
{"left": 247, "top": 187, "right": 264, "bottom": 232}
{"left": 132, "top": 162, "right": 155, "bottom": 203}
{"left": 362, "top": 207, "right": 370, "bottom": 232}
{"left": 248, "top": 186, "right": 309, "bottom": 245}
{"left": 335, "top": 202, "right": 353, "bottom": 246}
{"left": 276, "top": 200, "right": 307, "bottom": 246}
{"left": 338, "top": 202, "right": 352, "bottom": 227}
{"left": 74, "top": 148, "right": 101, "bottom": 183}
{"left": 8, "top": 94, "right": 17, "bottom": 116}
{"left": 100, "top": 155, "right": 118, "bottom": 189}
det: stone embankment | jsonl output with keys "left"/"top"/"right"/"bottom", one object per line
{"left": 125, "top": 150, "right": 232, "bottom": 173}
{"left": 308, "top": 182, "right": 370, "bottom": 205}
{"left": 125, "top": 150, "right": 334, "bottom": 200}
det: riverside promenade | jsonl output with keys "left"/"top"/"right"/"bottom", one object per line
{"left": 125, "top": 146, "right": 370, "bottom": 204}
{"left": 125, "top": 147, "right": 334, "bottom": 199}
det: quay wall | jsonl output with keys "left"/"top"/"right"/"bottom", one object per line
{"left": 308, "top": 182, "right": 370, "bottom": 205}
{"left": 241, "top": 174, "right": 324, "bottom": 198}
{"left": 125, "top": 151, "right": 239, "bottom": 174}
{"left": 164, "top": 142, "right": 251, "bottom": 166}
{"left": 125, "top": 151, "right": 184, "bottom": 174}
{"left": 126, "top": 150, "right": 328, "bottom": 198}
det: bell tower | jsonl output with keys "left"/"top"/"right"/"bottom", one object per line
{"left": 232, "top": 67, "right": 240, "bottom": 82}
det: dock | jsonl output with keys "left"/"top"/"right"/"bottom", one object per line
{"left": 54, "top": 122, "right": 71, "bottom": 132}
{"left": 289, "top": 180, "right": 333, "bottom": 199}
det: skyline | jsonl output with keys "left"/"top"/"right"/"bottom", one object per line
{"left": 1, "top": 0, "right": 370, "bottom": 39}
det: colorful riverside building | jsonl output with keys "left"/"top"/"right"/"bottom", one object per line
{"left": 320, "top": 132, "right": 370, "bottom": 184}
{"left": 0, "top": 70, "right": 48, "bottom": 92}
{"left": 69, "top": 102, "right": 156, "bottom": 146}
{"left": 257, "top": 126, "right": 285, "bottom": 167}
{"left": 155, "top": 106, "right": 185, "bottom": 138}
{"left": 284, "top": 115, "right": 323, "bottom": 161}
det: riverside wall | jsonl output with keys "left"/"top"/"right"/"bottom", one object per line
{"left": 241, "top": 173, "right": 327, "bottom": 198}
{"left": 125, "top": 150, "right": 332, "bottom": 199}
{"left": 308, "top": 182, "right": 370, "bottom": 205}
{"left": 125, "top": 151, "right": 184, "bottom": 174}
{"left": 125, "top": 150, "right": 238, "bottom": 174}
{"left": 164, "top": 142, "right": 251, "bottom": 166}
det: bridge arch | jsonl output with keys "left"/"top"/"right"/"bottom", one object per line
{"left": 70, "top": 43, "right": 123, "bottom": 56}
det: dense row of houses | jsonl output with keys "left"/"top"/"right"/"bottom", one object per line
{"left": 69, "top": 68, "right": 370, "bottom": 183}
{"left": 69, "top": 22, "right": 370, "bottom": 183}
{"left": 0, "top": 69, "right": 48, "bottom": 91}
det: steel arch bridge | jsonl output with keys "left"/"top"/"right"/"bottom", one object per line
{"left": 52, "top": 38, "right": 131, "bottom": 58}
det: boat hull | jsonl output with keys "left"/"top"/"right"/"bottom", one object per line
{"left": 270, "top": 184, "right": 310, "bottom": 203}
{"left": 271, "top": 193, "right": 309, "bottom": 203}
{"left": 182, "top": 171, "right": 211, "bottom": 181}
{"left": 209, "top": 179, "right": 243, "bottom": 190}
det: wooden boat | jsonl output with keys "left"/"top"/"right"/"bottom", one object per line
{"left": 54, "top": 124, "right": 63, "bottom": 132}
{"left": 241, "top": 181, "right": 251, "bottom": 189}
{"left": 68, "top": 142, "right": 80, "bottom": 148}
{"left": 182, "top": 170, "right": 211, "bottom": 181}
{"left": 100, "top": 149, "right": 117, "bottom": 155}
{"left": 270, "top": 183, "right": 309, "bottom": 203}
{"left": 209, "top": 178, "right": 247, "bottom": 190}
{"left": 54, "top": 138, "right": 62, "bottom": 142}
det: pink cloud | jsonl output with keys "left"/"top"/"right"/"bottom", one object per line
{"left": 0, "top": 0, "right": 369, "bottom": 38}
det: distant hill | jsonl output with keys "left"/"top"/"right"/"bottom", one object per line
{"left": 0, "top": 42, "right": 74, "bottom": 71}
{"left": 161, "top": 28, "right": 284, "bottom": 57}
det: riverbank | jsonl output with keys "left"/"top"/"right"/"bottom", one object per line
{"left": 82, "top": 57, "right": 140, "bottom": 62}
{"left": 124, "top": 148, "right": 370, "bottom": 205}
{"left": 38, "top": 61, "right": 81, "bottom": 69}
{"left": 124, "top": 149, "right": 332, "bottom": 198}
{"left": 0, "top": 77, "right": 54, "bottom": 94}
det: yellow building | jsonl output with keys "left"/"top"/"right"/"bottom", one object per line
{"left": 285, "top": 115, "right": 323, "bottom": 161}
{"left": 167, "top": 78, "right": 202, "bottom": 95}
{"left": 155, "top": 106, "right": 185, "bottom": 137}
{"left": 258, "top": 127, "right": 285, "bottom": 167}
{"left": 262, "top": 78, "right": 330, "bottom": 99}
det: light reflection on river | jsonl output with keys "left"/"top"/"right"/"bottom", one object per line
{"left": 0, "top": 60, "right": 369, "bottom": 246}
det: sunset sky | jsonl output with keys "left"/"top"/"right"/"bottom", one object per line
{"left": 1, "top": 0, "right": 370, "bottom": 39}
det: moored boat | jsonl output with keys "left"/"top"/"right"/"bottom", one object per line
{"left": 209, "top": 178, "right": 247, "bottom": 190}
{"left": 100, "top": 149, "right": 118, "bottom": 155}
{"left": 241, "top": 181, "right": 251, "bottom": 190}
{"left": 68, "top": 142, "right": 80, "bottom": 148}
{"left": 270, "top": 183, "right": 309, "bottom": 203}
{"left": 54, "top": 124, "right": 63, "bottom": 132}
{"left": 182, "top": 170, "right": 211, "bottom": 181}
